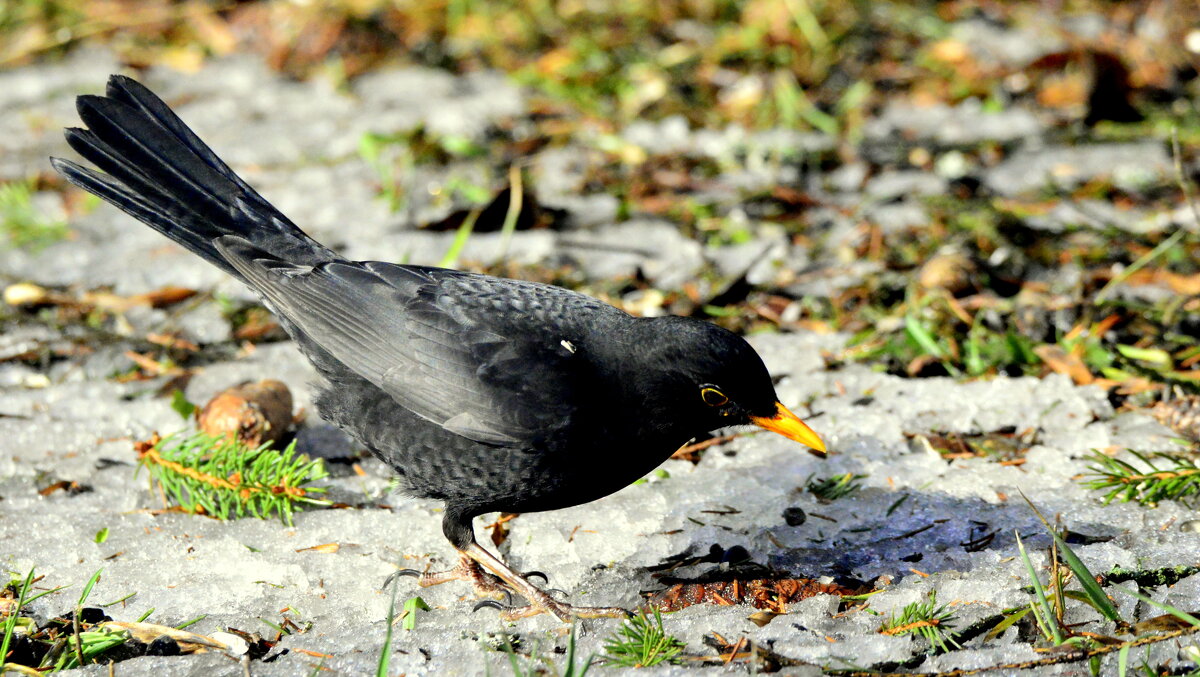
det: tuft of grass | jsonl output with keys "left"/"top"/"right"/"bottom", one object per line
{"left": 0, "top": 179, "right": 69, "bottom": 250}
{"left": 805, "top": 472, "right": 866, "bottom": 501}
{"left": 1083, "top": 450, "right": 1200, "bottom": 507}
{"left": 878, "top": 590, "right": 960, "bottom": 653}
{"left": 1015, "top": 531, "right": 1065, "bottom": 645}
{"left": 0, "top": 568, "right": 37, "bottom": 672}
{"left": 1014, "top": 495, "right": 1200, "bottom": 676}
{"left": 358, "top": 131, "right": 409, "bottom": 213}
{"left": 499, "top": 623, "right": 593, "bottom": 677}
{"left": 601, "top": 608, "right": 684, "bottom": 668}
{"left": 0, "top": 568, "right": 136, "bottom": 673}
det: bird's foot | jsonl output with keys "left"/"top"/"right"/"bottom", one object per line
{"left": 461, "top": 543, "right": 630, "bottom": 622}
{"left": 386, "top": 554, "right": 510, "bottom": 601}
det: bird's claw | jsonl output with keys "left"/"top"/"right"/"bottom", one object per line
{"left": 473, "top": 599, "right": 509, "bottom": 613}
{"left": 382, "top": 568, "right": 423, "bottom": 590}
{"left": 522, "top": 570, "right": 549, "bottom": 583}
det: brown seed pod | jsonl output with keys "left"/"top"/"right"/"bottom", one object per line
{"left": 197, "top": 379, "right": 294, "bottom": 447}
{"left": 917, "top": 251, "right": 975, "bottom": 295}
{"left": 1149, "top": 396, "right": 1200, "bottom": 441}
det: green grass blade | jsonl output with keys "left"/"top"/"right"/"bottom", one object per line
{"left": 77, "top": 569, "right": 102, "bottom": 605}
{"left": 1047, "top": 533, "right": 1121, "bottom": 622}
{"left": 905, "top": 314, "right": 944, "bottom": 358}
{"left": 175, "top": 615, "right": 205, "bottom": 629}
{"left": 1109, "top": 584, "right": 1200, "bottom": 628}
{"left": 0, "top": 568, "right": 35, "bottom": 667}
{"left": 401, "top": 596, "right": 430, "bottom": 631}
{"left": 1019, "top": 490, "right": 1121, "bottom": 623}
{"left": 1094, "top": 227, "right": 1187, "bottom": 305}
{"left": 497, "top": 165, "right": 523, "bottom": 262}
{"left": 1016, "top": 531, "right": 1064, "bottom": 644}
{"left": 438, "top": 207, "right": 481, "bottom": 269}
{"left": 377, "top": 583, "right": 398, "bottom": 677}
{"left": 21, "top": 585, "right": 67, "bottom": 606}
{"left": 984, "top": 606, "right": 1031, "bottom": 641}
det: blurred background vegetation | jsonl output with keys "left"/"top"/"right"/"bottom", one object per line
{"left": 2, "top": 0, "right": 1197, "bottom": 131}
{"left": 3, "top": 1, "right": 1200, "bottom": 415}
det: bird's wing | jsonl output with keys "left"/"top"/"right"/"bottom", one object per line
{"left": 216, "top": 236, "right": 600, "bottom": 446}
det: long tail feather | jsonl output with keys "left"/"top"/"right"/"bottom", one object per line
{"left": 51, "top": 75, "right": 335, "bottom": 279}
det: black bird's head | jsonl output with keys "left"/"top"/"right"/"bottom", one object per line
{"left": 631, "top": 316, "right": 826, "bottom": 457}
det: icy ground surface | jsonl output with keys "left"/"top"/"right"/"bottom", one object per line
{"left": 1, "top": 52, "right": 1198, "bottom": 676}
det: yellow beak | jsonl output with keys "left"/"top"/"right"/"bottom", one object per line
{"left": 750, "top": 402, "right": 827, "bottom": 457}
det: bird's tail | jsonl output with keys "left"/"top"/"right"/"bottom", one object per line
{"left": 50, "top": 75, "right": 335, "bottom": 279}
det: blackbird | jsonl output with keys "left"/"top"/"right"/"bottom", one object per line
{"left": 52, "top": 75, "right": 826, "bottom": 621}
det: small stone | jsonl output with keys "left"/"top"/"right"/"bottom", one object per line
{"left": 210, "top": 631, "right": 250, "bottom": 657}
{"left": 783, "top": 506, "right": 807, "bottom": 527}
{"left": 747, "top": 610, "right": 781, "bottom": 627}
{"left": 3, "top": 282, "right": 49, "bottom": 306}
{"left": 146, "top": 636, "right": 181, "bottom": 656}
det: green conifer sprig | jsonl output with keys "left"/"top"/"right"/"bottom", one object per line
{"left": 879, "top": 591, "right": 960, "bottom": 653}
{"left": 136, "top": 431, "right": 330, "bottom": 525}
{"left": 1084, "top": 450, "right": 1200, "bottom": 507}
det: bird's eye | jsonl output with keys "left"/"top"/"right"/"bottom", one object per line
{"left": 700, "top": 385, "right": 729, "bottom": 407}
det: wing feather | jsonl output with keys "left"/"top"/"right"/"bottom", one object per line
{"left": 216, "top": 236, "right": 596, "bottom": 446}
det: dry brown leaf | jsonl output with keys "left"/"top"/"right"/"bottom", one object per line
{"left": 929, "top": 39, "right": 970, "bottom": 64}
{"left": 296, "top": 542, "right": 341, "bottom": 554}
{"left": 650, "top": 578, "right": 855, "bottom": 613}
{"left": 1037, "top": 72, "right": 1089, "bottom": 109}
{"left": 747, "top": 610, "right": 782, "bottom": 627}
{"left": 485, "top": 512, "right": 519, "bottom": 547}
{"left": 1131, "top": 612, "right": 1200, "bottom": 634}
{"left": 102, "top": 621, "right": 230, "bottom": 653}
{"left": 1120, "top": 269, "right": 1200, "bottom": 295}
{"left": 1033, "top": 344, "right": 1094, "bottom": 385}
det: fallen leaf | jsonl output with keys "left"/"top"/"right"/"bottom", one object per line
{"left": 649, "top": 578, "right": 856, "bottom": 612}
{"left": 296, "top": 543, "right": 340, "bottom": 554}
{"left": 1034, "top": 344, "right": 1094, "bottom": 384}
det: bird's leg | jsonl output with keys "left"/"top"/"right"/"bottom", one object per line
{"left": 388, "top": 552, "right": 510, "bottom": 601}
{"left": 462, "top": 541, "right": 630, "bottom": 622}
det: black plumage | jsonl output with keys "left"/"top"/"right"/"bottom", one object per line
{"left": 52, "top": 75, "right": 826, "bottom": 621}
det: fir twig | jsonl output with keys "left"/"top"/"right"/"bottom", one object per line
{"left": 135, "top": 431, "right": 330, "bottom": 525}
{"left": 1083, "top": 450, "right": 1200, "bottom": 507}
{"left": 879, "top": 591, "right": 960, "bottom": 653}
{"left": 602, "top": 609, "right": 685, "bottom": 668}
{"left": 806, "top": 472, "right": 866, "bottom": 501}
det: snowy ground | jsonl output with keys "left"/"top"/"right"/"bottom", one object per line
{"left": 1, "top": 50, "right": 1197, "bottom": 676}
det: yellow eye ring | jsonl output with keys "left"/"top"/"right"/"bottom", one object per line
{"left": 700, "top": 386, "right": 728, "bottom": 407}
